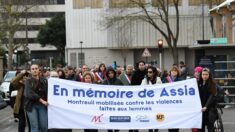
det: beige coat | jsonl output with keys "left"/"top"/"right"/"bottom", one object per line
{"left": 11, "top": 73, "right": 25, "bottom": 114}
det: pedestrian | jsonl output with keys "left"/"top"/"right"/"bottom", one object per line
{"left": 94, "top": 63, "right": 107, "bottom": 84}
{"left": 130, "top": 60, "right": 146, "bottom": 132}
{"left": 83, "top": 71, "right": 98, "bottom": 132}
{"left": 103, "top": 67, "right": 123, "bottom": 132}
{"left": 11, "top": 70, "right": 31, "bottom": 132}
{"left": 141, "top": 66, "right": 161, "bottom": 132}
{"left": 191, "top": 66, "right": 203, "bottom": 132}
{"left": 162, "top": 67, "right": 182, "bottom": 83}
{"left": 48, "top": 71, "right": 72, "bottom": 132}
{"left": 162, "top": 67, "right": 181, "bottom": 132}
{"left": 197, "top": 68, "right": 217, "bottom": 132}
{"left": 141, "top": 66, "right": 162, "bottom": 85}
{"left": 66, "top": 66, "right": 75, "bottom": 80}
{"left": 131, "top": 60, "right": 146, "bottom": 85}
{"left": 179, "top": 61, "right": 188, "bottom": 80}
{"left": 119, "top": 64, "right": 133, "bottom": 85}
{"left": 57, "top": 69, "right": 66, "bottom": 79}
{"left": 24, "top": 64, "right": 48, "bottom": 132}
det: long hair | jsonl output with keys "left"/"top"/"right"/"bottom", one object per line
{"left": 146, "top": 66, "right": 158, "bottom": 84}
{"left": 199, "top": 68, "right": 216, "bottom": 95}
{"left": 83, "top": 71, "right": 95, "bottom": 83}
{"left": 98, "top": 63, "right": 106, "bottom": 72}
{"left": 169, "top": 67, "right": 181, "bottom": 77}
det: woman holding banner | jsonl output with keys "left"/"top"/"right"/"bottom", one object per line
{"left": 83, "top": 71, "right": 98, "bottom": 132}
{"left": 197, "top": 68, "right": 217, "bottom": 132}
{"left": 103, "top": 67, "right": 123, "bottom": 132}
{"left": 24, "top": 64, "right": 48, "bottom": 132}
{"left": 162, "top": 66, "right": 181, "bottom": 132}
{"left": 141, "top": 66, "right": 161, "bottom": 132}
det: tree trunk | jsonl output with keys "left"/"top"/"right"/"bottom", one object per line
{"left": 7, "top": 34, "right": 14, "bottom": 70}
{"left": 172, "top": 47, "right": 178, "bottom": 65}
{"left": 124, "top": 57, "right": 127, "bottom": 70}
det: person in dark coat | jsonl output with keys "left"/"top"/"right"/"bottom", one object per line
{"left": 131, "top": 60, "right": 146, "bottom": 85}
{"left": 197, "top": 68, "right": 217, "bottom": 132}
{"left": 24, "top": 64, "right": 48, "bottom": 132}
{"left": 103, "top": 67, "right": 123, "bottom": 132}
{"left": 130, "top": 60, "right": 146, "bottom": 132}
{"left": 103, "top": 67, "right": 123, "bottom": 86}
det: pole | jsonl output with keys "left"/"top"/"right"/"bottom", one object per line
{"left": 159, "top": 52, "right": 162, "bottom": 72}
{"left": 202, "top": 0, "right": 205, "bottom": 40}
{"left": 80, "top": 41, "right": 83, "bottom": 67}
{"left": 49, "top": 57, "right": 52, "bottom": 71}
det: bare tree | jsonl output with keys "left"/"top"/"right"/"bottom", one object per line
{"left": 0, "top": 0, "right": 37, "bottom": 70}
{"left": 114, "top": 20, "right": 133, "bottom": 69}
{"left": 103, "top": 0, "right": 180, "bottom": 64}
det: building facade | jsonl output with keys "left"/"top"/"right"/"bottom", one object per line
{"left": 1, "top": 0, "right": 65, "bottom": 67}
{"left": 65, "top": 0, "right": 233, "bottom": 73}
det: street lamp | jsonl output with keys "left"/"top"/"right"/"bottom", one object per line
{"left": 80, "top": 41, "right": 83, "bottom": 67}
{"left": 14, "top": 50, "right": 18, "bottom": 68}
{"left": 157, "top": 39, "right": 163, "bottom": 71}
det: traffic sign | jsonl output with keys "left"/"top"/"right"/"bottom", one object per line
{"left": 142, "top": 48, "right": 151, "bottom": 57}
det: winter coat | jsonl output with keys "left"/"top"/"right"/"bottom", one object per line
{"left": 131, "top": 69, "right": 146, "bottom": 85}
{"left": 24, "top": 76, "right": 48, "bottom": 112}
{"left": 11, "top": 73, "right": 25, "bottom": 114}
{"left": 103, "top": 68, "right": 123, "bottom": 86}
{"left": 119, "top": 72, "right": 132, "bottom": 85}
{"left": 141, "top": 77, "right": 162, "bottom": 85}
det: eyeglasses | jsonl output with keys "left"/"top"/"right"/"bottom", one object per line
{"left": 148, "top": 71, "right": 153, "bottom": 73}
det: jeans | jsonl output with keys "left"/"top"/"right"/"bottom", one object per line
{"left": 27, "top": 104, "right": 48, "bottom": 132}
{"left": 18, "top": 108, "right": 31, "bottom": 132}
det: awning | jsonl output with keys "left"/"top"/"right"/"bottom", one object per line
{"left": 209, "top": 0, "right": 235, "bottom": 12}
{"left": 188, "top": 44, "right": 235, "bottom": 49}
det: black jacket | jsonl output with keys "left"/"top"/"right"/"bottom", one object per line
{"left": 131, "top": 69, "right": 146, "bottom": 85}
{"left": 103, "top": 78, "right": 123, "bottom": 85}
{"left": 103, "top": 67, "right": 123, "bottom": 86}
{"left": 24, "top": 76, "right": 48, "bottom": 112}
{"left": 198, "top": 82, "right": 217, "bottom": 109}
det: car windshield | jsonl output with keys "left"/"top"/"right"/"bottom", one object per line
{"left": 3, "top": 72, "right": 16, "bottom": 82}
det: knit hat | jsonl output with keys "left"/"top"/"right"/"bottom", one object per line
{"left": 194, "top": 66, "right": 203, "bottom": 73}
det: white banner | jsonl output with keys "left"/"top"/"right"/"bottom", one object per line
{"left": 48, "top": 78, "right": 202, "bottom": 129}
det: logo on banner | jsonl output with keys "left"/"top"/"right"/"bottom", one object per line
{"left": 109, "top": 116, "right": 131, "bottom": 122}
{"left": 136, "top": 115, "right": 150, "bottom": 122}
{"left": 91, "top": 114, "right": 104, "bottom": 123}
{"left": 156, "top": 113, "right": 165, "bottom": 122}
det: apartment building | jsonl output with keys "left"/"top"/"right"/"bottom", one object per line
{"left": 1, "top": 0, "right": 65, "bottom": 67}
{"left": 66, "top": 0, "right": 234, "bottom": 73}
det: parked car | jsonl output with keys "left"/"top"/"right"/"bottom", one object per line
{"left": 0, "top": 71, "right": 17, "bottom": 102}
{"left": 0, "top": 91, "right": 8, "bottom": 110}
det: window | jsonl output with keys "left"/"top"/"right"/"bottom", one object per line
{"left": 78, "top": 52, "right": 85, "bottom": 67}
{"left": 152, "top": 0, "right": 182, "bottom": 7}
{"left": 189, "top": 0, "right": 225, "bottom": 6}
{"left": 109, "top": 0, "right": 145, "bottom": 8}
{"left": 0, "top": 0, "right": 64, "bottom": 5}
{"left": 91, "top": 0, "right": 102, "bottom": 8}
{"left": 73, "top": 0, "right": 102, "bottom": 9}
{"left": 70, "top": 53, "right": 77, "bottom": 67}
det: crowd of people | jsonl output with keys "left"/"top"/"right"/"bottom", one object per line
{"left": 9, "top": 60, "right": 225, "bottom": 132}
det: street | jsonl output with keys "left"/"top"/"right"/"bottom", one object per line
{"left": 0, "top": 106, "right": 235, "bottom": 132}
